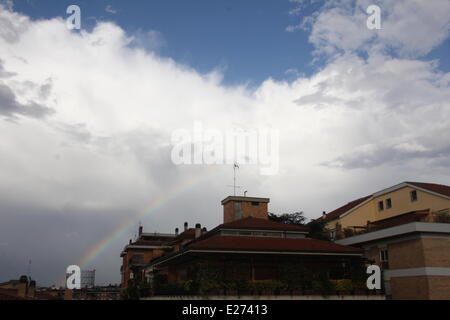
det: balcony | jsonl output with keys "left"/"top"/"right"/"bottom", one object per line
{"left": 128, "top": 255, "right": 145, "bottom": 267}
{"left": 335, "top": 208, "right": 450, "bottom": 240}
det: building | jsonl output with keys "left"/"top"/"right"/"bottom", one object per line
{"left": 319, "top": 182, "right": 450, "bottom": 238}
{"left": 63, "top": 285, "right": 121, "bottom": 300}
{"left": 81, "top": 269, "right": 96, "bottom": 288}
{"left": 140, "top": 196, "right": 370, "bottom": 297}
{"left": 120, "top": 227, "right": 175, "bottom": 289}
{"left": 0, "top": 276, "right": 36, "bottom": 299}
{"left": 318, "top": 181, "right": 450, "bottom": 299}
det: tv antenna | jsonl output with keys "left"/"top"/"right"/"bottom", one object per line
{"left": 227, "top": 163, "right": 242, "bottom": 196}
{"left": 27, "top": 259, "right": 32, "bottom": 280}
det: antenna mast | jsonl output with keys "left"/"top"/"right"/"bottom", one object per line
{"left": 227, "top": 163, "right": 242, "bottom": 196}
{"left": 27, "top": 259, "right": 32, "bottom": 280}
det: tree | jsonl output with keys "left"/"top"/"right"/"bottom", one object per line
{"left": 268, "top": 211, "right": 306, "bottom": 225}
{"left": 307, "top": 218, "right": 330, "bottom": 240}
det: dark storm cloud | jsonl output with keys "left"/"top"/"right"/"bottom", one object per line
{"left": 0, "top": 83, "right": 53, "bottom": 119}
{"left": 0, "top": 202, "right": 131, "bottom": 287}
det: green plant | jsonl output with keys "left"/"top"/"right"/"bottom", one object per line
{"left": 343, "top": 228, "right": 354, "bottom": 237}
{"left": 312, "top": 272, "right": 334, "bottom": 296}
{"left": 330, "top": 279, "right": 353, "bottom": 292}
{"left": 198, "top": 280, "right": 221, "bottom": 294}
{"left": 279, "top": 264, "right": 312, "bottom": 291}
{"left": 434, "top": 211, "right": 450, "bottom": 223}
{"left": 308, "top": 219, "right": 330, "bottom": 240}
{"left": 247, "top": 280, "right": 286, "bottom": 294}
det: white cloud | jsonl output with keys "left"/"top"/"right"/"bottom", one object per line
{"left": 290, "top": 0, "right": 450, "bottom": 58}
{"left": 1, "top": 3, "right": 449, "bottom": 216}
{"left": 105, "top": 5, "right": 118, "bottom": 15}
{"left": 0, "top": 2, "right": 450, "bottom": 284}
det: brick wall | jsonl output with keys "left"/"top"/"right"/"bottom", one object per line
{"left": 223, "top": 200, "right": 268, "bottom": 223}
{"left": 427, "top": 276, "right": 450, "bottom": 300}
{"left": 421, "top": 238, "right": 450, "bottom": 267}
{"left": 367, "top": 237, "right": 450, "bottom": 299}
{"left": 390, "top": 276, "right": 429, "bottom": 300}
{"left": 388, "top": 238, "right": 426, "bottom": 269}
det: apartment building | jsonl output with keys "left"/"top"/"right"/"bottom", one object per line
{"left": 318, "top": 181, "right": 450, "bottom": 299}
{"left": 120, "top": 228, "right": 175, "bottom": 289}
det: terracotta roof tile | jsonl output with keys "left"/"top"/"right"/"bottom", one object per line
{"left": 321, "top": 195, "right": 372, "bottom": 221}
{"left": 132, "top": 240, "right": 167, "bottom": 246}
{"left": 218, "top": 217, "right": 309, "bottom": 232}
{"left": 369, "top": 209, "right": 430, "bottom": 230}
{"left": 406, "top": 182, "right": 450, "bottom": 197}
{"left": 188, "top": 235, "right": 361, "bottom": 253}
{"left": 173, "top": 228, "right": 196, "bottom": 240}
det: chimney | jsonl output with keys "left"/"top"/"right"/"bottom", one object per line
{"left": 195, "top": 223, "right": 201, "bottom": 238}
{"left": 221, "top": 196, "right": 270, "bottom": 223}
{"left": 138, "top": 226, "right": 143, "bottom": 236}
{"left": 322, "top": 211, "right": 327, "bottom": 219}
{"left": 184, "top": 222, "right": 188, "bottom": 231}
{"left": 202, "top": 227, "right": 207, "bottom": 234}
{"left": 129, "top": 239, "right": 132, "bottom": 245}
{"left": 175, "top": 227, "right": 179, "bottom": 236}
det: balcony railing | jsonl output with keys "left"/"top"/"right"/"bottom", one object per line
{"left": 335, "top": 208, "right": 450, "bottom": 240}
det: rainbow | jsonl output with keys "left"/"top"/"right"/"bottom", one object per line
{"left": 78, "top": 165, "right": 222, "bottom": 268}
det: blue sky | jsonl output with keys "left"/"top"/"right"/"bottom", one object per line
{"left": 13, "top": 0, "right": 450, "bottom": 85}
{"left": 11, "top": 0, "right": 326, "bottom": 85}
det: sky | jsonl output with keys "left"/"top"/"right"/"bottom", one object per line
{"left": 0, "top": 0, "right": 449, "bottom": 286}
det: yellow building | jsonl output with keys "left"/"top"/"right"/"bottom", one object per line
{"left": 320, "top": 182, "right": 450, "bottom": 238}
{"left": 318, "top": 181, "right": 450, "bottom": 300}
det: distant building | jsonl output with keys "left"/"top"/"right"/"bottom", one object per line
{"left": 81, "top": 269, "right": 96, "bottom": 288}
{"left": 317, "top": 181, "right": 450, "bottom": 299}
{"left": 120, "top": 228, "right": 175, "bottom": 289}
{"left": 63, "top": 285, "right": 121, "bottom": 300}
{"left": 0, "top": 275, "right": 36, "bottom": 299}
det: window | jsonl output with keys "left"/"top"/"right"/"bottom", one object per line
{"left": 234, "top": 202, "right": 242, "bottom": 219}
{"left": 410, "top": 190, "right": 418, "bottom": 202}
{"left": 380, "top": 248, "right": 389, "bottom": 269}
{"left": 285, "top": 233, "right": 306, "bottom": 239}
{"left": 386, "top": 198, "right": 392, "bottom": 209}
{"left": 251, "top": 201, "right": 259, "bottom": 206}
{"left": 329, "top": 229, "right": 336, "bottom": 241}
{"left": 378, "top": 201, "right": 384, "bottom": 211}
{"left": 222, "top": 230, "right": 238, "bottom": 236}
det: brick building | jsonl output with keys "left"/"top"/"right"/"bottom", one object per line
{"left": 120, "top": 228, "right": 175, "bottom": 289}
{"left": 0, "top": 275, "right": 36, "bottom": 299}
{"left": 336, "top": 219, "right": 450, "bottom": 299}
{"left": 140, "top": 196, "right": 368, "bottom": 297}
{"left": 318, "top": 181, "right": 450, "bottom": 299}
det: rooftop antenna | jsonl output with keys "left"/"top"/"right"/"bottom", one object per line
{"left": 227, "top": 162, "right": 241, "bottom": 196}
{"left": 27, "top": 259, "right": 32, "bottom": 280}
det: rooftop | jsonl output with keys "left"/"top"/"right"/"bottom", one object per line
{"left": 218, "top": 216, "right": 309, "bottom": 232}
{"left": 320, "top": 196, "right": 371, "bottom": 222}
{"left": 405, "top": 181, "right": 450, "bottom": 198}
{"left": 320, "top": 181, "right": 450, "bottom": 222}
{"left": 221, "top": 196, "right": 270, "bottom": 205}
{"left": 336, "top": 221, "right": 450, "bottom": 246}
{"left": 189, "top": 234, "right": 362, "bottom": 254}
